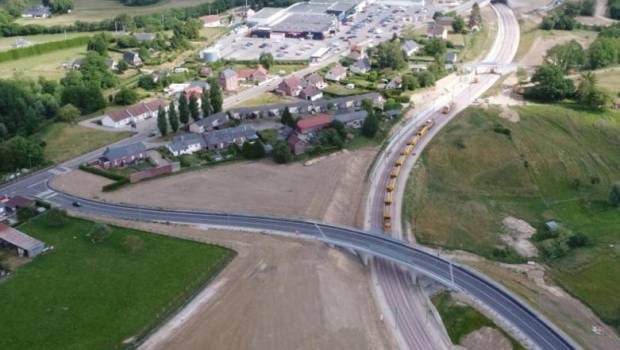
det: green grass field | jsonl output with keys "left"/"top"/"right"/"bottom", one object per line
{"left": 404, "top": 104, "right": 620, "bottom": 327}
{"left": 38, "top": 123, "right": 132, "bottom": 164}
{"left": 15, "top": 0, "right": 214, "bottom": 26}
{"left": 593, "top": 68, "right": 620, "bottom": 94}
{"left": 0, "top": 32, "right": 98, "bottom": 52}
{"left": 235, "top": 92, "right": 293, "bottom": 107}
{"left": 0, "top": 45, "right": 86, "bottom": 79}
{"left": 0, "top": 214, "right": 233, "bottom": 350}
{"left": 433, "top": 292, "right": 524, "bottom": 349}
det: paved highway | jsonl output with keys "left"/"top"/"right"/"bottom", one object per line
{"left": 364, "top": 3, "right": 528, "bottom": 349}
{"left": 44, "top": 188, "right": 577, "bottom": 350}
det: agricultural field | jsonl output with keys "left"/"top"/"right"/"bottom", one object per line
{"left": 0, "top": 45, "right": 86, "bottom": 79}
{"left": 37, "top": 123, "right": 133, "bottom": 164}
{"left": 432, "top": 292, "right": 523, "bottom": 350}
{"left": 15, "top": 0, "right": 215, "bottom": 26}
{"left": 0, "top": 214, "right": 233, "bottom": 350}
{"left": 404, "top": 105, "right": 620, "bottom": 327}
{"left": 592, "top": 68, "right": 620, "bottom": 94}
{"left": 0, "top": 32, "right": 98, "bottom": 52}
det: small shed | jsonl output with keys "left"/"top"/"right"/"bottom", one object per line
{"left": 544, "top": 220, "right": 560, "bottom": 232}
{"left": 0, "top": 224, "right": 45, "bottom": 258}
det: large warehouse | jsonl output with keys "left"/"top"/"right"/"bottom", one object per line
{"left": 249, "top": 0, "right": 364, "bottom": 40}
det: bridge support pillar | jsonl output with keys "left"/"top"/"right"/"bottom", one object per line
{"left": 358, "top": 251, "right": 372, "bottom": 266}
{"left": 409, "top": 270, "right": 419, "bottom": 285}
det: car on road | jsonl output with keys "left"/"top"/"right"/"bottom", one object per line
{"left": 72, "top": 201, "right": 81, "bottom": 207}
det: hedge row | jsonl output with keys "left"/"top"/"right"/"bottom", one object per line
{"left": 79, "top": 164, "right": 128, "bottom": 182}
{"left": 102, "top": 178, "right": 130, "bottom": 192}
{"left": 0, "top": 36, "right": 90, "bottom": 63}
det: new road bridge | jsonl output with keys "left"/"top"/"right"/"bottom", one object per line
{"left": 46, "top": 189, "right": 576, "bottom": 350}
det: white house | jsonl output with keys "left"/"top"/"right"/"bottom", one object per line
{"left": 167, "top": 134, "right": 206, "bottom": 156}
{"left": 101, "top": 99, "right": 168, "bottom": 128}
{"left": 325, "top": 64, "right": 347, "bottom": 82}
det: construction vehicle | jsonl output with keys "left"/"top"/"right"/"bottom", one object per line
{"left": 390, "top": 165, "right": 401, "bottom": 178}
{"left": 386, "top": 178, "right": 396, "bottom": 192}
{"left": 384, "top": 192, "right": 393, "bottom": 205}
{"left": 442, "top": 102, "right": 455, "bottom": 114}
{"left": 395, "top": 155, "right": 406, "bottom": 166}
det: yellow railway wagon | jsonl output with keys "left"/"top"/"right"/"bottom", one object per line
{"left": 384, "top": 192, "right": 393, "bottom": 204}
{"left": 390, "top": 166, "right": 401, "bottom": 178}
{"left": 386, "top": 178, "right": 396, "bottom": 192}
{"left": 407, "top": 135, "right": 420, "bottom": 146}
{"left": 403, "top": 145, "right": 414, "bottom": 155}
{"left": 383, "top": 220, "right": 392, "bottom": 231}
{"left": 383, "top": 205, "right": 392, "bottom": 220}
{"left": 395, "top": 155, "right": 406, "bottom": 166}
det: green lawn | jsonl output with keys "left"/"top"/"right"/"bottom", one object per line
{"left": 0, "top": 32, "right": 99, "bottom": 52}
{"left": 0, "top": 214, "right": 234, "bottom": 350}
{"left": 404, "top": 104, "right": 620, "bottom": 328}
{"left": 15, "top": 0, "right": 214, "bottom": 26}
{"left": 433, "top": 292, "right": 524, "bottom": 349}
{"left": 0, "top": 45, "right": 86, "bottom": 79}
{"left": 592, "top": 68, "right": 620, "bottom": 94}
{"left": 458, "top": 18, "right": 496, "bottom": 63}
{"left": 235, "top": 92, "right": 293, "bottom": 107}
{"left": 38, "top": 123, "right": 132, "bottom": 164}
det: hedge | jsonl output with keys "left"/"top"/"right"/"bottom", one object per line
{"left": 79, "top": 164, "right": 128, "bottom": 182}
{"left": 102, "top": 178, "right": 130, "bottom": 192}
{"left": 0, "top": 36, "right": 90, "bottom": 63}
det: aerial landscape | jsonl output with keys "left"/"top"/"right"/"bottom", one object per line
{"left": 0, "top": 0, "right": 619, "bottom": 349}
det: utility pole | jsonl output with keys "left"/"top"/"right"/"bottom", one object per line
{"left": 449, "top": 260, "right": 455, "bottom": 289}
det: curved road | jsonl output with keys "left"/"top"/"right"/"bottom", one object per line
{"left": 45, "top": 188, "right": 576, "bottom": 350}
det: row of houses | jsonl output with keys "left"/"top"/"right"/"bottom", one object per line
{"left": 101, "top": 100, "right": 168, "bottom": 129}
{"left": 188, "top": 92, "right": 383, "bottom": 133}
{"left": 167, "top": 126, "right": 259, "bottom": 156}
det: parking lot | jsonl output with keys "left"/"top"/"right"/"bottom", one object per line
{"left": 214, "top": 1, "right": 433, "bottom": 63}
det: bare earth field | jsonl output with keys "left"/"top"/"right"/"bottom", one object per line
{"left": 52, "top": 148, "right": 377, "bottom": 226}
{"left": 71, "top": 215, "right": 394, "bottom": 350}
{"left": 519, "top": 30, "right": 598, "bottom": 66}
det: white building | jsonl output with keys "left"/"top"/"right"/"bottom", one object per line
{"left": 101, "top": 100, "right": 168, "bottom": 129}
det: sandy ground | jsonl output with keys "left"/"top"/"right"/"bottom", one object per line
{"left": 447, "top": 250, "right": 620, "bottom": 350}
{"left": 500, "top": 216, "right": 538, "bottom": 258}
{"left": 461, "top": 326, "right": 512, "bottom": 350}
{"left": 519, "top": 31, "right": 598, "bottom": 67}
{"left": 52, "top": 148, "right": 377, "bottom": 227}
{"left": 70, "top": 214, "right": 395, "bottom": 350}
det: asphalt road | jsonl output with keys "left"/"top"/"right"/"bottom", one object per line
{"left": 45, "top": 189, "right": 577, "bottom": 350}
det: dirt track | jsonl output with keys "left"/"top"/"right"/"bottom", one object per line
{"left": 72, "top": 216, "right": 394, "bottom": 350}
{"left": 53, "top": 149, "right": 377, "bottom": 227}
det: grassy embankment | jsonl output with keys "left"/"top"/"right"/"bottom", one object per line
{"left": 433, "top": 292, "right": 524, "bottom": 349}
{"left": 0, "top": 213, "right": 234, "bottom": 350}
{"left": 403, "top": 104, "right": 620, "bottom": 328}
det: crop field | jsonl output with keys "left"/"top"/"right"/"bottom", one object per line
{"left": 404, "top": 104, "right": 620, "bottom": 327}
{"left": 0, "top": 32, "right": 98, "bottom": 52}
{"left": 0, "top": 214, "right": 233, "bottom": 350}
{"left": 15, "top": 0, "right": 214, "bottom": 26}
{"left": 0, "top": 45, "right": 86, "bottom": 79}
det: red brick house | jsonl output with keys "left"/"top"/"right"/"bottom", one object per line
{"left": 296, "top": 114, "right": 333, "bottom": 134}
{"left": 276, "top": 76, "right": 302, "bottom": 97}
{"left": 237, "top": 65, "right": 268, "bottom": 83}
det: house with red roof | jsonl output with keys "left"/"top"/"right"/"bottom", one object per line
{"left": 296, "top": 114, "right": 333, "bottom": 134}
{"left": 101, "top": 99, "right": 168, "bottom": 128}
{"left": 237, "top": 65, "right": 268, "bottom": 83}
{"left": 288, "top": 133, "right": 309, "bottom": 155}
{"left": 200, "top": 15, "right": 222, "bottom": 27}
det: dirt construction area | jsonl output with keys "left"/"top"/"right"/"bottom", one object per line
{"left": 71, "top": 215, "right": 394, "bottom": 350}
{"left": 52, "top": 148, "right": 377, "bottom": 227}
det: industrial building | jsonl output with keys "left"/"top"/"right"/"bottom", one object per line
{"left": 248, "top": 0, "right": 364, "bottom": 40}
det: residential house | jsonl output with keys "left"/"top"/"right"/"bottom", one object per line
{"left": 299, "top": 85, "right": 323, "bottom": 101}
{"left": 99, "top": 142, "right": 147, "bottom": 168}
{"left": 3, "top": 196, "right": 34, "bottom": 214}
{"left": 350, "top": 57, "right": 371, "bottom": 74}
{"left": 105, "top": 59, "right": 118, "bottom": 71}
{"left": 174, "top": 67, "right": 189, "bottom": 74}
{"left": 21, "top": 6, "right": 51, "bottom": 19}
{"left": 325, "top": 64, "right": 347, "bottom": 82}
{"left": 410, "top": 63, "right": 428, "bottom": 72}
{"left": 276, "top": 76, "right": 302, "bottom": 97}
{"left": 296, "top": 114, "right": 333, "bottom": 134}
{"left": 0, "top": 224, "right": 45, "bottom": 258}
{"left": 65, "top": 58, "right": 83, "bottom": 70}
{"left": 237, "top": 65, "right": 268, "bottom": 83}
{"left": 348, "top": 44, "right": 365, "bottom": 61}
{"left": 101, "top": 99, "right": 168, "bottom": 128}
{"left": 219, "top": 68, "right": 239, "bottom": 91}
{"left": 402, "top": 40, "right": 420, "bottom": 57}
{"left": 445, "top": 51, "right": 459, "bottom": 64}
{"left": 436, "top": 16, "right": 455, "bottom": 27}
{"left": 427, "top": 23, "right": 448, "bottom": 40}
{"left": 199, "top": 67, "right": 213, "bottom": 77}
{"left": 288, "top": 133, "right": 309, "bottom": 155}
{"left": 200, "top": 15, "right": 222, "bottom": 27}
{"left": 123, "top": 51, "right": 143, "bottom": 66}
{"left": 386, "top": 77, "right": 402, "bottom": 90}
{"left": 133, "top": 32, "right": 156, "bottom": 42}
{"left": 167, "top": 133, "right": 206, "bottom": 156}
{"left": 334, "top": 110, "right": 368, "bottom": 128}
{"left": 165, "top": 80, "right": 209, "bottom": 96}
{"left": 203, "top": 125, "right": 258, "bottom": 150}
{"left": 302, "top": 72, "right": 327, "bottom": 90}
{"left": 189, "top": 112, "right": 229, "bottom": 133}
